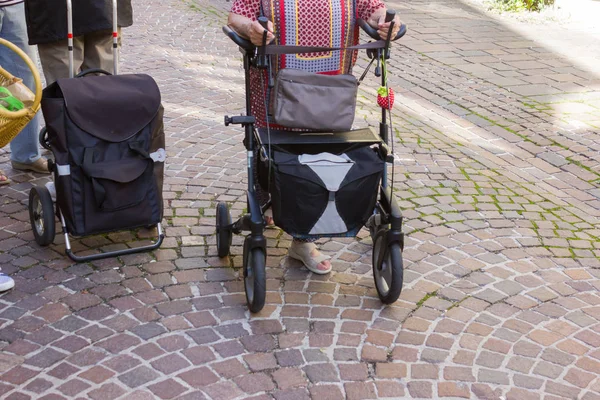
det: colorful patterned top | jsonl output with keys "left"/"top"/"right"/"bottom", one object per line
{"left": 230, "top": 0, "right": 385, "bottom": 128}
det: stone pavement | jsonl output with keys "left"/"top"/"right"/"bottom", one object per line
{"left": 1, "top": 0, "right": 600, "bottom": 398}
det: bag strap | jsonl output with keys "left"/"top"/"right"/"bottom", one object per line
{"left": 81, "top": 148, "right": 108, "bottom": 209}
{"left": 263, "top": 39, "right": 387, "bottom": 55}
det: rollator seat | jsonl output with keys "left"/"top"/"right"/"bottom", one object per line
{"left": 257, "top": 127, "right": 381, "bottom": 146}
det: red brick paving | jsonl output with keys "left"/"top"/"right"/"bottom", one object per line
{"left": 1, "top": 0, "right": 600, "bottom": 398}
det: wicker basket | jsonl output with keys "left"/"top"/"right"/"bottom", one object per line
{"left": 0, "top": 38, "right": 42, "bottom": 148}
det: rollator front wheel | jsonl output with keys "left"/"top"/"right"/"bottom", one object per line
{"left": 29, "top": 186, "right": 55, "bottom": 246}
{"left": 216, "top": 202, "right": 232, "bottom": 258}
{"left": 372, "top": 229, "right": 403, "bottom": 304}
{"left": 243, "top": 239, "right": 266, "bottom": 313}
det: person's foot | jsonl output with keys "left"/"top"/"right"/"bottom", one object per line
{"left": 0, "top": 170, "right": 10, "bottom": 186}
{"left": 288, "top": 241, "right": 332, "bottom": 274}
{"left": 264, "top": 208, "right": 275, "bottom": 227}
{"left": 11, "top": 157, "right": 49, "bottom": 174}
{"left": 0, "top": 271, "right": 15, "bottom": 292}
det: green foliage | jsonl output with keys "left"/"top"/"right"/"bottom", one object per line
{"left": 489, "top": 0, "right": 554, "bottom": 12}
{"left": 491, "top": 0, "right": 525, "bottom": 12}
{"left": 523, "top": 0, "right": 555, "bottom": 11}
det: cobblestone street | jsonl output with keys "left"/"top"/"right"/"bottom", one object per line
{"left": 1, "top": 0, "right": 600, "bottom": 398}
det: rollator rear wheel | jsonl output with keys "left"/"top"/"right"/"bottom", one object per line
{"left": 29, "top": 186, "right": 55, "bottom": 247}
{"left": 243, "top": 239, "right": 266, "bottom": 313}
{"left": 216, "top": 202, "right": 232, "bottom": 258}
{"left": 372, "top": 229, "right": 403, "bottom": 304}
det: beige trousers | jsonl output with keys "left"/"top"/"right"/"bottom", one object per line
{"left": 37, "top": 29, "right": 122, "bottom": 84}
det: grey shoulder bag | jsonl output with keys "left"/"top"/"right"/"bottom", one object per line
{"left": 261, "top": 17, "right": 387, "bottom": 132}
{"left": 271, "top": 68, "right": 358, "bottom": 131}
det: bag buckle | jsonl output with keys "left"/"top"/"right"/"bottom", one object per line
{"left": 259, "top": 146, "right": 269, "bottom": 162}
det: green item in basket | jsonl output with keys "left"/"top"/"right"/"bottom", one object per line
{"left": 0, "top": 86, "right": 24, "bottom": 111}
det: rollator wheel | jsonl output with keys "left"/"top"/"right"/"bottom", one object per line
{"left": 29, "top": 186, "right": 55, "bottom": 247}
{"left": 216, "top": 202, "right": 232, "bottom": 258}
{"left": 243, "top": 238, "right": 266, "bottom": 313}
{"left": 372, "top": 229, "right": 403, "bottom": 304}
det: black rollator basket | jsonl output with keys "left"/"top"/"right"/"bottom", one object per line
{"left": 28, "top": 0, "right": 165, "bottom": 262}
{"left": 256, "top": 129, "right": 385, "bottom": 238}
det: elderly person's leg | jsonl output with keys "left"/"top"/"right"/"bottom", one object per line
{"left": 82, "top": 29, "right": 120, "bottom": 74}
{"left": 38, "top": 35, "right": 85, "bottom": 83}
{"left": 0, "top": 3, "right": 47, "bottom": 173}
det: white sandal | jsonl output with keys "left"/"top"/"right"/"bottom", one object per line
{"left": 288, "top": 241, "right": 332, "bottom": 275}
{"left": 264, "top": 208, "right": 275, "bottom": 227}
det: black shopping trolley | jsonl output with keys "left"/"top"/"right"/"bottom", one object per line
{"left": 28, "top": 0, "right": 165, "bottom": 262}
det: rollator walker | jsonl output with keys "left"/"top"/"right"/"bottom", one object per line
{"left": 219, "top": 10, "right": 407, "bottom": 312}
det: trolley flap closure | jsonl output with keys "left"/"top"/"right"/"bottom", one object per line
{"left": 55, "top": 74, "right": 161, "bottom": 142}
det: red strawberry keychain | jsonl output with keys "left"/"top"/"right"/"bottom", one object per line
{"left": 376, "top": 58, "right": 394, "bottom": 110}
{"left": 377, "top": 86, "right": 394, "bottom": 110}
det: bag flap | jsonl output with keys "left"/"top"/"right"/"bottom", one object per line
{"left": 340, "top": 147, "right": 384, "bottom": 185}
{"left": 83, "top": 157, "right": 149, "bottom": 183}
{"left": 56, "top": 74, "right": 161, "bottom": 142}
{"left": 274, "top": 151, "right": 327, "bottom": 189}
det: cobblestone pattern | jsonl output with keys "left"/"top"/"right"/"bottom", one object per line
{"left": 0, "top": 0, "right": 599, "bottom": 399}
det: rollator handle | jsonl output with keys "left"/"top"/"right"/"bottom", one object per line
{"left": 222, "top": 26, "right": 254, "bottom": 51}
{"left": 258, "top": 16, "right": 269, "bottom": 31}
{"left": 224, "top": 115, "right": 256, "bottom": 127}
{"left": 360, "top": 22, "right": 406, "bottom": 42}
{"left": 385, "top": 10, "right": 396, "bottom": 23}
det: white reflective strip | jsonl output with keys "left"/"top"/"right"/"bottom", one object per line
{"left": 149, "top": 148, "right": 166, "bottom": 162}
{"left": 56, "top": 164, "right": 71, "bottom": 176}
{"left": 298, "top": 152, "right": 352, "bottom": 164}
{"left": 45, "top": 182, "right": 57, "bottom": 202}
{"left": 299, "top": 152, "right": 354, "bottom": 191}
{"left": 310, "top": 200, "right": 347, "bottom": 235}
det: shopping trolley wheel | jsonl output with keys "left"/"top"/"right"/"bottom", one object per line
{"left": 372, "top": 229, "right": 403, "bottom": 304}
{"left": 29, "top": 186, "right": 55, "bottom": 247}
{"left": 243, "top": 237, "right": 266, "bottom": 313}
{"left": 216, "top": 202, "right": 232, "bottom": 258}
